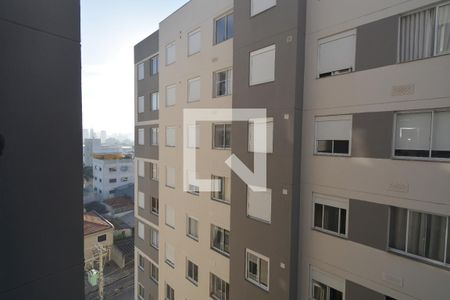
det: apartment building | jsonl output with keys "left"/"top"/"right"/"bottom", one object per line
{"left": 298, "top": 0, "right": 450, "bottom": 300}
{"left": 135, "top": 0, "right": 450, "bottom": 300}
{"left": 135, "top": 30, "right": 161, "bottom": 300}
{"left": 92, "top": 153, "right": 134, "bottom": 199}
{"left": 0, "top": 1, "right": 84, "bottom": 299}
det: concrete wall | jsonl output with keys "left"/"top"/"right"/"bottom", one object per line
{"left": 299, "top": 0, "right": 450, "bottom": 299}
{"left": 158, "top": 0, "right": 234, "bottom": 298}
{"left": 84, "top": 229, "right": 114, "bottom": 262}
{"left": 0, "top": 1, "right": 83, "bottom": 299}
{"left": 230, "top": 0, "right": 306, "bottom": 299}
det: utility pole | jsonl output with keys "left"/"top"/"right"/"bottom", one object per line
{"left": 96, "top": 245, "right": 108, "bottom": 300}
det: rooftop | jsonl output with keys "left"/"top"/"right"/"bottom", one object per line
{"left": 84, "top": 211, "right": 114, "bottom": 236}
{"left": 103, "top": 197, "right": 134, "bottom": 212}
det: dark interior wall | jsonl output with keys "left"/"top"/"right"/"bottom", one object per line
{"left": 0, "top": 1, "right": 83, "bottom": 299}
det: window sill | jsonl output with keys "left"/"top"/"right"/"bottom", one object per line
{"left": 247, "top": 215, "right": 271, "bottom": 224}
{"left": 213, "top": 147, "right": 231, "bottom": 150}
{"left": 211, "top": 197, "right": 230, "bottom": 205}
{"left": 187, "top": 191, "right": 200, "bottom": 196}
{"left": 213, "top": 93, "right": 232, "bottom": 99}
{"left": 186, "top": 277, "right": 199, "bottom": 286}
{"left": 150, "top": 244, "right": 159, "bottom": 250}
{"left": 250, "top": 4, "right": 277, "bottom": 18}
{"left": 211, "top": 247, "right": 230, "bottom": 258}
{"left": 150, "top": 277, "right": 158, "bottom": 284}
{"left": 166, "top": 223, "right": 175, "bottom": 230}
{"left": 165, "top": 260, "right": 175, "bottom": 268}
{"left": 245, "top": 277, "right": 269, "bottom": 292}
{"left": 314, "top": 152, "right": 351, "bottom": 157}
{"left": 388, "top": 248, "right": 450, "bottom": 270}
{"left": 249, "top": 79, "right": 275, "bottom": 88}
{"left": 151, "top": 211, "right": 159, "bottom": 216}
{"left": 138, "top": 266, "right": 144, "bottom": 272}
{"left": 312, "top": 227, "right": 347, "bottom": 240}
{"left": 392, "top": 155, "right": 450, "bottom": 163}
{"left": 187, "top": 234, "right": 199, "bottom": 242}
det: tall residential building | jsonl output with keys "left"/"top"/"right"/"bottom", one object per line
{"left": 135, "top": 0, "right": 450, "bottom": 300}
{"left": 0, "top": 1, "right": 84, "bottom": 299}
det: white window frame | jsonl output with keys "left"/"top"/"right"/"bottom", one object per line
{"left": 188, "top": 124, "right": 200, "bottom": 149}
{"left": 211, "top": 175, "right": 228, "bottom": 203}
{"left": 138, "top": 192, "right": 145, "bottom": 209}
{"left": 138, "top": 160, "right": 145, "bottom": 178}
{"left": 245, "top": 249, "right": 270, "bottom": 291}
{"left": 247, "top": 187, "right": 272, "bottom": 223}
{"left": 317, "top": 29, "right": 357, "bottom": 78}
{"left": 166, "top": 166, "right": 176, "bottom": 189}
{"left": 165, "top": 283, "right": 175, "bottom": 300}
{"left": 314, "top": 115, "right": 353, "bottom": 157}
{"left": 249, "top": 44, "right": 276, "bottom": 86}
{"left": 213, "top": 68, "right": 233, "bottom": 97}
{"left": 188, "top": 28, "right": 202, "bottom": 56}
{"left": 138, "top": 222, "right": 145, "bottom": 240}
{"left": 187, "top": 77, "right": 201, "bottom": 102}
{"left": 186, "top": 259, "right": 199, "bottom": 285}
{"left": 138, "top": 128, "right": 145, "bottom": 145}
{"left": 397, "top": 2, "right": 450, "bottom": 63}
{"left": 214, "top": 11, "right": 234, "bottom": 45}
{"left": 151, "top": 197, "right": 159, "bottom": 215}
{"left": 138, "top": 96, "right": 145, "bottom": 113}
{"left": 150, "top": 263, "right": 159, "bottom": 283}
{"left": 166, "top": 84, "right": 177, "bottom": 107}
{"left": 150, "top": 228, "right": 159, "bottom": 249}
{"left": 388, "top": 207, "right": 450, "bottom": 267}
{"left": 138, "top": 254, "right": 145, "bottom": 271}
{"left": 213, "top": 123, "right": 232, "bottom": 149}
{"left": 251, "top": 0, "right": 277, "bottom": 17}
{"left": 392, "top": 109, "right": 450, "bottom": 161}
{"left": 165, "top": 242, "right": 176, "bottom": 267}
{"left": 186, "top": 215, "right": 199, "bottom": 241}
{"left": 151, "top": 127, "right": 159, "bottom": 146}
{"left": 248, "top": 117, "right": 274, "bottom": 153}
{"left": 150, "top": 54, "right": 159, "bottom": 75}
{"left": 151, "top": 163, "right": 159, "bottom": 181}
{"left": 166, "top": 41, "right": 176, "bottom": 65}
{"left": 312, "top": 193, "right": 349, "bottom": 238}
{"left": 166, "top": 126, "right": 176, "bottom": 147}
{"left": 211, "top": 224, "right": 230, "bottom": 256}
{"left": 165, "top": 205, "right": 176, "bottom": 229}
{"left": 310, "top": 268, "right": 346, "bottom": 300}
{"left": 138, "top": 283, "right": 145, "bottom": 300}
{"left": 137, "top": 63, "right": 144, "bottom": 80}
{"left": 151, "top": 92, "right": 159, "bottom": 111}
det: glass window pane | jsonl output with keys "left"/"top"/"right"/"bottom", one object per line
{"left": 323, "top": 205, "right": 339, "bottom": 233}
{"left": 216, "top": 17, "right": 226, "bottom": 44}
{"left": 247, "top": 253, "right": 258, "bottom": 280}
{"left": 407, "top": 211, "right": 446, "bottom": 262}
{"left": 437, "top": 4, "right": 450, "bottom": 55}
{"left": 317, "top": 140, "right": 332, "bottom": 153}
{"left": 314, "top": 203, "right": 323, "bottom": 228}
{"left": 447, "top": 218, "right": 450, "bottom": 264}
{"left": 214, "top": 125, "right": 224, "bottom": 148}
{"left": 330, "top": 288, "right": 343, "bottom": 300}
{"left": 432, "top": 111, "right": 450, "bottom": 158}
{"left": 225, "top": 124, "right": 231, "bottom": 148}
{"left": 259, "top": 259, "right": 269, "bottom": 287}
{"left": 333, "top": 140, "right": 349, "bottom": 154}
{"left": 389, "top": 207, "right": 407, "bottom": 251}
{"left": 312, "top": 281, "right": 327, "bottom": 300}
{"left": 340, "top": 209, "right": 347, "bottom": 235}
{"left": 395, "top": 112, "right": 432, "bottom": 157}
{"left": 226, "top": 14, "right": 234, "bottom": 39}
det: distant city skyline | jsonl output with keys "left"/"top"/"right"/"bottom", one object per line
{"left": 81, "top": 0, "right": 188, "bottom": 134}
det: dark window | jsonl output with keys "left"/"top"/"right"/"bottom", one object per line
{"left": 187, "top": 260, "right": 199, "bottom": 284}
{"left": 151, "top": 197, "right": 159, "bottom": 215}
{"left": 211, "top": 225, "right": 230, "bottom": 256}
{"left": 213, "top": 124, "right": 231, "bottom": 149}
{"left": 97, "top": 234, "right": 107, "bottom": 242}
{"left": 215, "top": 13, "right": 234, "bottom": 44}
{"left": 313, "top": 198, "right": 347, "bottom": 237}
{"left": 317, "top": 140, "right": 349, "bottom": 155}
{"left": 151, "top": 55, "right": 159, "bottom": 75}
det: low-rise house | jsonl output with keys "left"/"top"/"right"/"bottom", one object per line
{"left": 83, "top": 211, "right": 114, "bottom": 262}
{"left": 111, "top": 237, "right": 134, "bottom": 269}
{"left": 107, "top": 217, "right": 133, "bottom": 240}
{"left": 103, "top": 196, "right": 133, "bottom": 217}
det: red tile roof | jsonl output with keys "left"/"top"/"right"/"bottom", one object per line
{"left": 84, "top": 211, "right": 114, "bottom": 236}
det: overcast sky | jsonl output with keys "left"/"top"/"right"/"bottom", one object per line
{"left": 81, "top": 0, "right": 187, "bottom": 136}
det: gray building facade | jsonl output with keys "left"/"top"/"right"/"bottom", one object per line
{"left": 0, "top": 1, "right": 84, "bottom": 299}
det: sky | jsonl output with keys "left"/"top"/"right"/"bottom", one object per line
{"left": 81, "top": 0, "right": 188, "bottom": 136}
